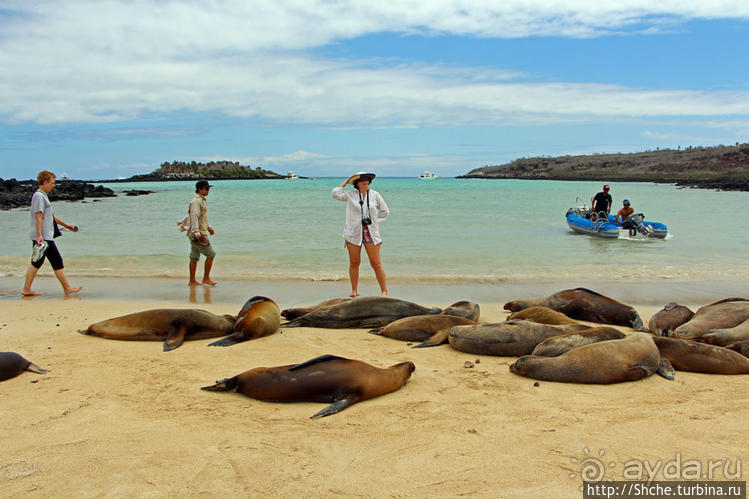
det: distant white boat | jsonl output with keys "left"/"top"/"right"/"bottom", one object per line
{"left": 418, "top": 171, "right": 438, "bottom": 179}
{"left": 286, "top": 170, "right": 300, "bottom": 180}
{"left": 60, "top": 172, "right": 69, "bottom": 180}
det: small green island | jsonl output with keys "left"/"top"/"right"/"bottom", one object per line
{"left": 126, "top": 160, "right": 284, "bottom": 181}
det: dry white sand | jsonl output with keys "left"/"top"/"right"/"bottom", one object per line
{"left": 1, "top": 280, "right": 748, "bottom": 497}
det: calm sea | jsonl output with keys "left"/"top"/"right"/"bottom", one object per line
{"left": 2, "top": 178, "right": 748, "bottom": 285}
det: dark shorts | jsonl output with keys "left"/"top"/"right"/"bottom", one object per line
{"left": 31, "top": 240, "right": 64, "bottom": 270}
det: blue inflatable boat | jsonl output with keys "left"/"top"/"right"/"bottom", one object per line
{"left": 565, "top": 200, "right": 668, "bottom": 240}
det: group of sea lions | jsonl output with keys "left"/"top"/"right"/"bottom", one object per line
{"left": 6, "top": 289, "right": 749, "bottom": 416}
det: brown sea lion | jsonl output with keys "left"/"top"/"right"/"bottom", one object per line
{"left": 503, "top": 288, "right": 644, "bottom": 330}
{"left": 447, "top": 320, "right": 590, "bottom": 356}
{"left": 280, "top": 296, "right": 441, "bottom": 329}
{"left": 78, "top": 309, "right": 236, "bottom": 351}
{"left": 727, "top": 341, "right": 749, "bottom": 358}
{"left": 369, "top": 315, "right": 478, "bottom": 348}
{"left": 509, "top": 332, "right": 660, "bottom": 384}
{"left": 280, "top": 298, "right": 351, "bottom": 321}
{"left": 441, "top": 301, "right": 480, "bottom": 321}
{"left": 648, "top": 303, "right": 694, "bottom": 336}
{"left": 201, "top": 354, "right": 415, "bottom": 418}
{"left": 672, "top": 298, "right": 749, "bottom": 341}
{"left": 530, "top": 327, "right": 626, "bottom": 357}
{"left": 653, "top": 336, "right": 749, "bottom": 374}
{"left": 209, "top": 296, "right": 281, "bottom": 347}
{"left": 507, "top": 306, "right": 579, "bottom": 325}
{"left": 700, "top": 318, "right": 749, "bottom": 347}
{"left": 0, "top": 352, "right": 49, "bottom": 381}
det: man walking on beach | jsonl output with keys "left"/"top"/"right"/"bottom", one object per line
{"left": 184, "top": 180, "right": 217, "bottom": 286}
{"left": 21, "top": 170, "right": 83, "bottom": 296}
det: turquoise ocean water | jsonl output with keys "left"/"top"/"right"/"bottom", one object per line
{"left": 2, "top": 178, "right": 748, "bottom": 285}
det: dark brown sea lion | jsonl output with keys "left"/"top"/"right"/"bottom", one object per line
{"left": 280, "top": 296, "right": 441, "bottom": 329}
{"left": 0, "top": 352, "right": 49, "bottom": 381}
{"left": 672, "top": 298, "right": 749, "bottom": 341}
{"left": 201, "top": 354, "right": 415, "bottom": 418}
{"left": 280, "top": 298, "right": 351, "bottom": 321}
{"left": 447, "top": 320, "right": 590, "bottom": 356}
{"left": 648, "top": 303, "right": 694, "bottom": 336}
{"left": 509, "top": 332, "right": 660, "bottom": 384}
{"left": 727, "top": 341, "right": 749, "bottom": 358}
{"left": 530, "top": 327, "right": 626, "bottom": 357}
{"left": 209, "top": 296, "right": 281, "bottom": 347}
{"left": 653, "top": 336, "right": 749, "bottom": 374}
{"left": 700, "top": 318, "right": 749, "bottom": 346}
{"left": 369, "top": 315, "right": 478, "bottom": 348}
{"left": 503, "top": 288, "right": 644, "bottom": 329}
{"left": 441, "top": 301, "right": 480, "bottom": 321}
{"left": 507, "top": 306, "right": 579, "bottom": 325}
{"left": 78, "top": 309, "right": 236, "bottom": 351}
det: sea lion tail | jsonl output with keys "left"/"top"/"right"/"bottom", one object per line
{"left": 656, "top": 359, "right": 675, "bottom": 380}
{"left": 207, "top": 335, "right": 240, "bottom": 347}
{"left": 310, "top": 399, "right": 352, "bottom": 419}
{"left": 368, "top": 328, "right": 382, "bottom": 335}
{"left": 77, "top": 328, "right": 92, "bottom": 335}
{"left": 26, "top": 362, "right": 49, "bottom": 375}
{"left": 201, "top": 376, "right": 239, "bottom": 392}
{"left": 413, "top": 329, "right": 450, "bottom": 348}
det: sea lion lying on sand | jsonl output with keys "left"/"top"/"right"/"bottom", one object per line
{"left": 369, "top": 315, "right": 478, "bottom": 348}
{"left": 509, "top": 332, "right": 660, "bottom": 384}
{"left": 1, "top": 352, "right": 49, "bottom": 381}
{"left": 503, "top": 288, "right": 644, "bottom": 330}
{"left": 441, "top": 301, "right": 480, "bottom": 321}
{"left": 672, "top": 298, "right": 749, "bottom": 341}
{"left": 78, "top": 309, "right": 236, "bottom": 351}
{"left": 530, "top": 327, "right": 626, "bottom": 357}
{"left": 281, "top": 296, "right": 441, "bottom": 329}
{"left": 648, "top": 303, "right": 694, "bottom": 336}
{"left": 280, "top": 298, "right": 351, "bottom": 321}
{"left": 448, "top": 320, "right": 590, "bottom": 356}
{"left": 201, "top": 354, "right": 415, "bottom": 419}
{"left": 653, "top": 336, "right": 749, "bottom": 375}
{"left": 700, "top": 318, "right": 749, "bottom": 347}
{"left": 507, "top": 306, "right": 579, "bottom": 325}
{"left": 209, "top": 296, "right": 281, "bottom": 347}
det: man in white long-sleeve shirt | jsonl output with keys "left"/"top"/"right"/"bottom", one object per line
{"left": 186, "top": 180, "right": 216, "bottom": 286}
{"left": 332, "top": 171, "right": 389, "bottom": 297}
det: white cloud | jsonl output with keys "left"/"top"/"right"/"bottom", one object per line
{"left": 1, "top": 1, "right": 748, "bottom": 127}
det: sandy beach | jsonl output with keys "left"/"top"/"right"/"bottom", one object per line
{"left": 1, "top": 278, "right": 748, "bottom": 497}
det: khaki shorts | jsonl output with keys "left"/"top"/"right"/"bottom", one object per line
{"left": 189, "top": 238, "right": 216, "bottom": 261}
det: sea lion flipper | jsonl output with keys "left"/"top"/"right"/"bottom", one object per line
{"left": 656, "top": 359, "right": 675, "bottom": 380}
{"left": 207, "top": 335, "right": 239, "bottom": 347}
{"left": 26, "top": 362, "right": 49, "bottom": 375}
{"left": 201, "top": 377, "right": 239, "bottom": 391}
{"left": 163, "top": 325, "right": 187, "bottom": 351}
{"left": 290, "top": 354, "right": 346, "bottom": 371}
{"left": 368, "top": 328, "right": 382, "bottom": 335}
{"left": 310, "top": 398, "right": 353, "bottom": 419}
{"left": 413, "top": 328, "right": 451, "bottom": 348}
{"left": 77, "top": 328, "right": 91, "bottom": 335}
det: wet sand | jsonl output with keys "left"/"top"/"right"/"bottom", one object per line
{"left": 1, "top": 277, "right": 748, "bottom": 496}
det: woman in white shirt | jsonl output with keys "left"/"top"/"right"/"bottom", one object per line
{"left": 332, "top": 172, "right": 390, "bottom": 297}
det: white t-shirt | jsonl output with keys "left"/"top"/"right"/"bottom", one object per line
{"left": 29, "top": 189, "right": 54, "bottom": 241}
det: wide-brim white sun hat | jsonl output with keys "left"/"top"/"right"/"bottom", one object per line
{"left": 347, "top": 171, "right": 376, "bottom": 185}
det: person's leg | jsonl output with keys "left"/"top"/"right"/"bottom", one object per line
{"left": 363, "top": 242, "right": 387, "bottom": 296}
{"left": 54, "top": 268, "right": 82, "bottom": 294}
{"left": 21, "top": 265, "right": 41, "bottom": 296}
{"left": 188, "top": 242, "right": 201, "bottom": 286}
{"left": 202, "top": 257, "right": 216, "bottom": 285}
{"left": 45, "top": 242, "right": 81, "bottom": 294}
{"left": 346, "top": 242, "right": 362, "bottom": 297}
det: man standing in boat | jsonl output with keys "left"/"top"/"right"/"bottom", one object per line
{"left": 591, "top": 184, "right": 612, "bottom": 217}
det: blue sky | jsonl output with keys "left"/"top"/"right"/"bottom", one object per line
{"left": 1, "top": 1, "right": 748, "bottom": 180}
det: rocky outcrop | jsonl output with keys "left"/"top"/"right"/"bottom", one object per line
{"left": 0, "top": 179, "right": 116, "bottom": 210}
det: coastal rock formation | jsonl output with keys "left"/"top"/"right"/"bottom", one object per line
{"left": 1, "top": 178, "right": 116, "bottom": 210}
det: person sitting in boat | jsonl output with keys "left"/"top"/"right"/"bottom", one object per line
{"left": 590, "top": 184, "right": 612, "bottom": 219}
{"left": 616, "top": 199, "right": 634, "bottom": 223}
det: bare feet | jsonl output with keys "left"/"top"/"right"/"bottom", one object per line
{"left": 21, "top": 289, "right": 42, "bottom": 297}
{"left": 188, "top": 281, "right": 202, "bottom": 286}
{"left": 349, "top": 291, "right": 360, "bottom": 298}
{"left": 64, "top": 286, "right": 83, "bottom": 295}
{"left": 202, "top": 279, "right": 217, "bottom": 286}
{"left": 380, "top": 290, "right": 388, "bottom": 297}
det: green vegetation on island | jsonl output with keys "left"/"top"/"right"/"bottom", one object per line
{"left": 128, "top": 160, "right": 283, "bottom": 181}
{"left": 460, "top": 143, "right": 749, "bottom": 191}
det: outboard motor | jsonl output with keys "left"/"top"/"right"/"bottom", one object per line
{"left": 623, "top": 213, "right": 653, "bottom": 236}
